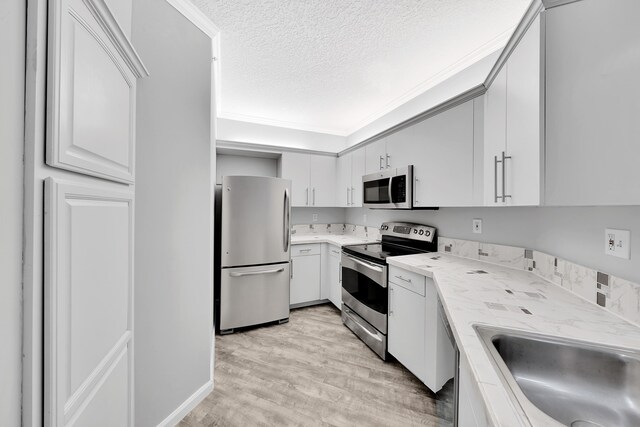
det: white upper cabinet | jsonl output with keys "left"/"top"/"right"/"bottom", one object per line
{"left": 336, "top": 154, "right": 352, "bottom": 207}
{"left": 351, "top": 147, "right": 365, "bottom": 207}
{"left": 545, "top": 0, "right": 640, "bottom": 205}
{"left": 280, "top": 152, "right": 336, "bottom": 207}
{"left": 413, "top": 101, "right": 475, "bottom": 207}
{"left": 309, "top": 155, "right": 337, "bottom": 206}
{"left": 484, "top": 14, "right": 542, "bottom": 206}
{"left": 385, "top": 126, "right": 415, "bottom": 170}
{"left": 47, "top": 0, "right": 148, "bottom": 184}
{"left": 364, "top": 138, "right": 387, "bottom": 174}
{"left": 280, "top": 152, "right": 311, "bottom": 206}
{"left": 336, "top": 146, "right": 366, "bottom": 207}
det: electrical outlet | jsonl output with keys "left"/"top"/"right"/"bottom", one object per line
{"left": 473, "top": 219, "right": 482, "bottom": 234}
{"left": 312, "top": 213, "right": 318, "bottom": 222}
{"left": 605, "top": 228, "right": 631, "bottom": 259}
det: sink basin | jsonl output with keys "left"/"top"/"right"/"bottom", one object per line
{"left": 475, "top": 325, "right": 640, "bottom": 427}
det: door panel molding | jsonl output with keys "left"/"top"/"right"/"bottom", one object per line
{"left": 45, "top": 178, "right": 134, "bottom": 426}
{"left": 82, "top": 0, "right": 149, "bottom": 78}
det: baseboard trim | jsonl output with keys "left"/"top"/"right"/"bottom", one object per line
{"left": 157, "top": 380, "right": 213, "bottom": 427}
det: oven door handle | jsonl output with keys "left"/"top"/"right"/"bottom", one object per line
{"left": 343, "top": 254, "right": 384, "bottom": 273}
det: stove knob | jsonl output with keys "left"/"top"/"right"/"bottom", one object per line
{"left": 419, "top": 230, "right": 424, "bottom": 235}
{"left": 413, "top": 229, "right": 418, "bottom": 234}
{"left": 425, "top": 230, "right": 431, "bottom": 237}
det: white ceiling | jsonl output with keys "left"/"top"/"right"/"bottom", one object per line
{"left": 192, "top": 0, "right": 531, "bottom": 136}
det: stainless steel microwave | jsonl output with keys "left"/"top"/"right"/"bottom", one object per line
{"left": 362, "top": 166, "right": 413, "bottom": 209}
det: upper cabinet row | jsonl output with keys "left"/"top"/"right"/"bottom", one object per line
{"left": 283, "top": 0, "right": 640, "bottom": 208}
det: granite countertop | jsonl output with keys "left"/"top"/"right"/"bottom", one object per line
{"left": 386, "top": 253, "right": 640, "bottom": 426}
{"left": 291, "top": 234, "right": 377, "bottom": 247}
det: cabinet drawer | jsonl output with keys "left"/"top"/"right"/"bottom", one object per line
{"left": 389, "top": 266, "right": 426, "bottom": 296}
{"left": 291, "top": 243, "right": 321, "bottom": 257}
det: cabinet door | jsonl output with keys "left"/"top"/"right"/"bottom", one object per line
{"left": 388, "top": 282, "right": 426, "bottom": 382}
{"left": 458, "top": 355, "right": 488, "bottom": 427}
{"left": 385, "top": 125, "right": 415, "bottom": 171}
{"left": 309, "top": 155, "right": 337, "bottom": 207}
{"left": 505, "top": 15, "right": 542, "bottom": 206}
{"left": 47, "top": 0, "right": 146, "bottom": 184}
{"left": 290, "top": 254, "right": 321, "bottom": 305}
{"left": 483, "top": 66, "right": 507, "bottom": 206}
{"left": 545, "top": 0, "right": 640, "bottom": 205}
{"left": 364, "top": 138, "right": 387, "bottom": 174}
{"left": 280, "top": 152, "right": 310, "bottom": 206}
{"left": 327, "top": 246, "right": 342, "bottom": 309}
{"left": 45, "top": 179, "right": 134, "bottom": 427}
{"left": 413, "top": 101, "right": 475, "bottom": 207}
{"left": 336, "top": 153, "right": 352, "bottom": 207}
{"left": 350, "top": 147, "right": 366, "bottom": 207}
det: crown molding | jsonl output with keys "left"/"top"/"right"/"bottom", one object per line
{"left": 165, "top": 0, "right": 220, "bottom": 38}
{"left": 83, "top": 0, "right": 149, "bottom": 78}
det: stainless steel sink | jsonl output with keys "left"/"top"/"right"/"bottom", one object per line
{"left": 475, "top": 325, "right": 640, "bottom": 427}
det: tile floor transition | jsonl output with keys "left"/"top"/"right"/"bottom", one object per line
{"left": 179, "top": 304, "right": 453, "bottom": 426}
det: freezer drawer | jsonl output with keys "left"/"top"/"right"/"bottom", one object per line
{"left": 219, "top": 263, "right": 290, "bottom": 331}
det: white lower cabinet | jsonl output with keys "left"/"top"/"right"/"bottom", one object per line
{"left": 459, "top": 354, "right": 489, "bottom": 427}
{"left": 290, "top": 244, "right": 321, "bottom": 305}
{"left": 325, "top": 244, "right": 342, "bottom": 309}
{"left": 388, "top": 266, "right": 454, "bottom": 393}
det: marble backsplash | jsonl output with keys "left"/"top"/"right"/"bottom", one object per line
{"left": 438, "top": 237, "right": 640, "bottom": 327}
{"left": 292, "top": 223, "right": 381, "bottom": 241}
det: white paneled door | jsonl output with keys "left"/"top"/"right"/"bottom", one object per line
{"left": 45, "top": 179, "right": 134, "bottom": 427}
{"left": 44, "top": 0, "right": 146, "bottom": 426}
{"left": 47, "top": 0, "right": 147, "bottom": 183}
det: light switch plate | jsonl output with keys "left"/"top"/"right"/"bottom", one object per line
{"left": 473, "top": 219, "right": 482, "bottom": 234}
{"left": 605, "top": 228, "right": 631, "bottom": 259}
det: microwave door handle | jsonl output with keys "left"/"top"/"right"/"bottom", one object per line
{"left": 388, "top": 176, "right": 394, "bottom": 204}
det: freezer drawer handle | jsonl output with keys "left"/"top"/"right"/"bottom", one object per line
{"left": 230, "top": 267, "right": 285, "bottom": 277}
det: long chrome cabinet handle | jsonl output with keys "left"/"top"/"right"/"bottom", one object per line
{"left": 394, "top": 275, "right": 412, "bottom": 283}
{"left": 230, "top": 267, "right": 284, "bottom": 277}
{"left": 414, "top": 177, "right": 419, "bottom": 205}
{"left": 389, "top": 287, "right": 394, "bottom": 316}
{"left": 312, "top": 188, "right": 316, "bottom": 205}
{"left": 494, "top": 154, "right": 499, "bottom": 203}
{"left": 290, "top": 259, "right": 294, "bottom": 278}
{"left": 306, "top": 187, "right": 309, "bottom": 205}
{"left": 351, "top": 187, "right": 355, "bottom": 205}
{"left": 501, "top": 151, "right": 512, "bottom": 201}
{"left": 339, "top": 262, "right": 342, "bottom": 282}
{"left": 379, "top": 155, "right": 384, "bottom": 170}
{"left": 346, "top": 187, "right": 350, "bottom": 206}
{"left": 386, "top": 154, "right": 390, "bottom": 169}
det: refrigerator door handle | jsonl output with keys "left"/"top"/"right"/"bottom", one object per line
{"left": 229, "top": 267, "right": 285, "bottom": 277}
{"left": 283, "top": 188, "right": 290, "bottom": 252}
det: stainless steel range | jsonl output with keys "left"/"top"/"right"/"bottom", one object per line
{"left": 341, "top": 222, "right": 437, "bottom": 359}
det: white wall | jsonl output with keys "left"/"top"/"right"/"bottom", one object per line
{"left": 0, "top": 0, "right": 24, "bottom": 424}
{"left": 217, "top": 117, "right": 347, "bottom": 152}
{"left": 133, "top": 1, "right": 213, "bottom": 425}
{"left": 346, "top": 206, "right": 640, "bottom": 284}
{"left": 292, "top": 207, "right": 346, "bottom": 225}
{"left": 216, "top": 154, "right": 277, "bottom": 184}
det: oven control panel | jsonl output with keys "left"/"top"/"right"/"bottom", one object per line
{"left": 380, "top": 222, "right": 436, "bottom": 243}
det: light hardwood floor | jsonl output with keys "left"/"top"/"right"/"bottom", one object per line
{"left": 179, "top": 304, "right": 454, "bottom": 426}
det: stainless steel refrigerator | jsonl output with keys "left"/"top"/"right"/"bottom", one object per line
{"left": 215, "top": 176, "right": 291, "bottom": 333}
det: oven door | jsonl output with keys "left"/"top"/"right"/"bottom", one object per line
{"left": 341, "top": 253, "right": 388, "bottom": 333}
{"left": 362, "top": 166, "right": 413, "bottom": 209}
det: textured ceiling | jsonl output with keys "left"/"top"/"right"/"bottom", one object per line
{"left": 192, "top": 0, "right": 530, "bottom": 136}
